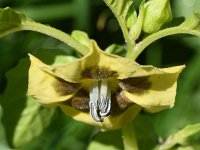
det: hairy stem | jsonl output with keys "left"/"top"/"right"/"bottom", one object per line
{"left": 130, "top": 27, "right": 200, "bottom": 60}
{"left": 0, "top": 21, "right": 89, "bottom": 55}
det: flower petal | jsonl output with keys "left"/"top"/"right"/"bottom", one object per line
{"left": 59, "top": 103, "right": 141, "bottom": 130}
{"left": 43, "top": 40, "right": 148, "bottom": 82}
{"left": 28, "top": 54, "right": 77, "bottom": 105}
{"left": 123, "top": 65, "right": 185, "bottom": 112}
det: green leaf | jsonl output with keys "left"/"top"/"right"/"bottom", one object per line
{"left": 0, "top": 7, "right": 26, "bottom": 36}
{"left": 155, "top": 123, "right": 200, "bottom": 150}
{"left": 134, "top": 114, "right": 158, "bottom": 150}
{"left": 53, "top": 119, "right": 95, "bottom": 150}
{"left": 88, "top": 130, "right": 123, "bottom": 150}
{"left": 13, "top": 97, "right": 55, "bottom": 147}
{"left": 172, "top": 145, "right": 200, "bottom": 150}
{"left": 152, "top": 52, "right": 200, "bottom": 139}
{"left": 20, "top": 112, "right": 95, "bottom": 150}
{"left": 0, "top": 58, "right": 54, "bottom": 147}
{"left": 32, "top": 48, "right": 78, "bottom": 66}
{"left": 0, "top": 106, "right": 10, "bottom": 149}
{"left": 0, "top": 7, "right": 89, "bottom": 55}
{"left": 103, "top": 0, "right": 135, "bottom": 30}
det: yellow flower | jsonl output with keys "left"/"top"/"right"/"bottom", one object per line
{"left": 28, "top": 40, "right": 184, "bottom": 130}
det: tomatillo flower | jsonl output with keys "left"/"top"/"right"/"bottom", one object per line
{"left": 28, "top": 40, "right": 184, "bottom": 130}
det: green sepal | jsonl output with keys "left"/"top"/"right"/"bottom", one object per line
{"left": 125, "top": 5, "right": 137, "bottom": 29}
{"left": 129, "top": 1, "right": 145, "bottom": 41}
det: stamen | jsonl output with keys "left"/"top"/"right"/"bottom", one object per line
{"left": 90, "top": 102, "right": 103, "bottom": 122}
{"left": 89, "top": 80, "right": 111, "bottom": 122}
{"left": 99, "top": 80, "right": 111, "bottom": 118}
{"left": 89, "top": 81, "right": 102, "bottom": 122}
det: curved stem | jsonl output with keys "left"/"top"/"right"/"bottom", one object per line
{"left": 122, "top": 123, "right": 138, "bottom": 150}
{"left": 0, "top": 21, "right": 89, "bottom": 55}
{"left": 130, "top": 27, "right": 200, "bottom": 60}
{"left": 103, "top": 1, "right": 135, "bottom": 55}
{"left": 116, "top": 17, "right": 135, "bottom": 55}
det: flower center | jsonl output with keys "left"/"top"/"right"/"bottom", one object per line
{"left": 89, "top": 80, "right": 111, "bottom": 122}
{"left": 56, "top": 66, "right": 138, "bottom": 122}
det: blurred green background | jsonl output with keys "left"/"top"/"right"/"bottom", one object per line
{"left": 0, "top": 0, "right": 200, "bottom": 149}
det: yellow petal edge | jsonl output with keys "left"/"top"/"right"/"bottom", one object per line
{"left": 124, "top": 65, "right": 185, "bottom": 112}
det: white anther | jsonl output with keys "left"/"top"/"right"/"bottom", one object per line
{"left": 89, "top": 102, "right": 103, "bottom": 122}
{"left": 89, "top": 81, "right": 102, "bottom": 122}
{"left": 99, "top": 80, "right": 111, "bottom": 117}
{"left": 89, "top": 80, "right": 111, "bottom": 122}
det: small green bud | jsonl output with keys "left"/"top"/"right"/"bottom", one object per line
{"left": 125, "top": 6, "right": 137, "bottom": 29}
{"left": 142, "top": 0, "right": 172, "bottom": 33}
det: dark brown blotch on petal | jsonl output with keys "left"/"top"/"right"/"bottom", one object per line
{"left": 82, "top": 66, "right": 118, "bottom": 80}
{"left": 71, "top": 90, "right": 89, "bottom": 111}
{"left": 119, "top": 77, "right": 151, "bottom": 95}
{"left": 111, "top": 91, "right": 134, "bottom": 115}
{"left": 53, "top": 78, "right": 80, "bottom": 96}
{"left": 62, "top": 90, "right": 89, "bottom": 111}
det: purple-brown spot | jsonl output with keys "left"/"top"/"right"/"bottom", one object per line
{"left": 62, "top": 90, "right": 89, "bottom": 111}
{"left": 53, "top": 78, "right": 80, "bottom": 96}
{"left": 82, "top": 66, "right": 118, "bottom": 80}
{"left": 119, "top": 77, "right": 151, "bottom": 95}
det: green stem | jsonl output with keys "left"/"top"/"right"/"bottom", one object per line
{"left": 1, "top": 21, "right": 89, "bottom": 55}
{"left": 122, "top": 123, "right": 138, "bottom": 150}
{"left": 126, "top": 1, "right": 144, "bottom": 59}
{"left": 115, "top": 16, "right": 135, "bottom": 56}
{"left": 130, "top": 27, "right": 200, "bottom": 60}
{"left": 103, "top": 1, "right": 135, "bottom": 55}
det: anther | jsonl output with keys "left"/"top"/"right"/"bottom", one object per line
{"left": 89, "top": 81, "right": 102, "bottom": 122}
{"left": 99, "top": 80, "right": 111, "bottom": 117}
{"left": 89, "top": 102, "right": 103, "bottom": 122}
{"left": 89, "top": 80, "right": 111, "bottom": 122}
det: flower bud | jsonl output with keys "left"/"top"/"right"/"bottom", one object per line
{"left": 142, "top": 0, "right": 172, "bottom": 33}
